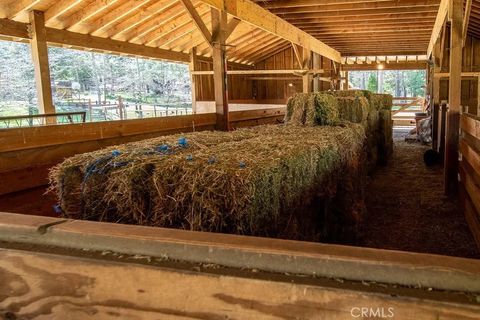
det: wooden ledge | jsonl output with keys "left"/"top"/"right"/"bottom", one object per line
{"left": 1, "top": 212, "right": 480, "bottom": 293}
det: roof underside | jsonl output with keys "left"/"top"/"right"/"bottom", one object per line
{"left": 255, "top": 0, "right": 480, "bottom": 56}
{"left": 0, "top": 0, "right": 479, "bottom": 65}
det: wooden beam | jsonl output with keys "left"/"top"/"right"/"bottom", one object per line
{"left": 191, "top": 69, "right": 323, "bottom": 75}
{"left": 180, "top": 0, "right": 212, "bottom": 45}
{"left": 427, "top": 0, "right": 449, "bottom": 57}
{"left": 199, "top": 0, "right": 341, "bottom": 62}
{"left": 225, "top": 17, "right": 240, "bottom": 40}
{"left": 434, "top": 72, "right": 480, "bottom": 78}
{"left": 462, "top": 0, "right": 472, "bottom": 47}
{"left": 29, "top": 11, "right": 55, "bottom": 120}
{"left": 445, "top": 0, "right": 463, "bottom": 195}
{"left": 211, "top": 8, "right": 229, "bottom": 131}
{"left": 302, "top": 47, "right": 312, "bottom": 93}
{"left": 0, "top": 18, "right": 29, "bottom": 39}
{"left": 189, "top": 47, "right": 198, "bottom": 114}
{"left": 46, "top": 28, "right": 191, "bottom": 63}
{"left": 4, "top": 0, "right": 42, "bottom": 19}
{"left": 44, "top": 0, "right": 83, "bottom": 24}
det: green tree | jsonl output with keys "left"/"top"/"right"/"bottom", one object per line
{"left": 367, "top": 72, "right": 378, "bottom": 92}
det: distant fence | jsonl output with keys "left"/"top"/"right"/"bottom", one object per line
{"left": 459, "top": 112, "right": 480, "bottom": 250}
{"left": 0, "top": 111, "right": 86, "bottom": 128}
{"left": 391, "top": 97, "right": 425, "bottom": 126}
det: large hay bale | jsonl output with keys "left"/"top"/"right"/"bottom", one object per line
{"left": 285, "top": 92, "right": 339, "bottom": 126}
{"left": 50, "top": 124, "right": 367, "bottom": 242}
{"left": 336, "top": 96, "right": 369, "bottom": 124}
{"left": 378, "top": 109, "right": 393, "bottom": 165}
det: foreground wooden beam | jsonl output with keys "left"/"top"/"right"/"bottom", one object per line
{"left": 29, "top": 11, "right": 55, "bottom": 121}
{"left": 189, "top": 47, "right": 198, "bottom": 114}
{"left": 462, "top": 0, "right": 472, "bottom": 47}
{"left": 199, "top": 0, "right": 341, "bottom": 62}
{"left": 427, "top": 0, "right": 449, "bottom": 57}
{"left": 445, "top": 0, "right": 463, "bottom": 195}
{"left": 191, "top": 69, "right": 324, "bottom": 75}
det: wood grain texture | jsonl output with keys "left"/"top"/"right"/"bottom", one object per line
{"left": 1, "top": 248, "right": 479, "bottom": 319}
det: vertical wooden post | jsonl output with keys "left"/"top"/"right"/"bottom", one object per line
{"left": 445, "top": 0, "right": 463, "bottom": 195}
{"left": 118, "top": 96, "right": 124, "bottom": 120}
{"left": 477, "top": 76, "right": 480, "bottom": 116}
{"left": 302, "top": 48, "right": 312, "bottom": 93}
{"left": 344, "top": 71, "right": 349, "bottom": 90}
{"left": 312, "top": 53, "right": 320, "bottom": 92}
{"left": 189, "top": 47, "right": 198, "bottom": 114}
{"left": 211, "top": 8, "right": 229, "bottom": 131}
{"left": 29, "top": 10, "right": 55, "bottom": 123}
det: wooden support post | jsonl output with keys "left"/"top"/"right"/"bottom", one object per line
{"left": 312, "top": 53, "right": 320, "bottom": 92}
{"left": 302, "top": 47, "right": 312, "bottom": 93}
{"left": 189, "top": 47, "right": 198, "bottom": 114}
{"left": 211, "top": 8, "right": 229, "bottom": 131}
{"left": 445, "top": 0, "right": 463, "bottom": 195}
{"left": 477, "top": 76, "right": 480, "bottom": 116}
{"left": 344, "top": 71, "right": 349, "bottom": 90}
{"left": 29, "top": 11, "right": 55, "bottom": 123}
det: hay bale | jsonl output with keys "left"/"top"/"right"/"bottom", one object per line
{"left": 336, "top": 96, "right": 369, "bottom": 123}
{"left": 285, "top": 92, "right": 339, "bottom": 126}
{"left": 50, "top": 124, "right": 367, "bottom": 241}
{"left": 373, "top": 93, "right": 393, "bottom": 111}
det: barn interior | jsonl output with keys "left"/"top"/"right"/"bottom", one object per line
{"left": 1, "top": 0, "right": 480, "bottom": 318}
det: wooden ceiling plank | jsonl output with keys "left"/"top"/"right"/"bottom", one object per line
{"left": 44, "top": 0, "right": 84, "bottom": 24}
{"left": 463, "top": 0, "right": 473, "bottom": 47}
{"left": 87, "top": 0, "right": 151, "bottom": 36}
{"left": 62, "top": 0, "right": 120, "bottom": 30}
{"left": 225, "top": 17, "right": 240, "bottom": 40}
{"left": 122, "top": 3, "right": 185, "bottom": 42}
{"left": 100, "top": 0, "right": 176, "bottom": 39}
{"left": 180, "top": 0, "right": 212, "bottom": 45}
{"left": 199, "top": 0, "right": 341, "bottom": 62}
{"left": 4, "top": 0, "right": 43, "bottom": 19}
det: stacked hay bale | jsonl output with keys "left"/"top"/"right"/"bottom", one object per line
{"left": 50, "top": 123, "right": 366, "bottom": 241}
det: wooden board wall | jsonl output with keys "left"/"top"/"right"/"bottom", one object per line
{"left": 437, "top": 31, "right": 480, "bottom": 112}
{"left": 194, "top": 59, "right": 254, "bottom": 101}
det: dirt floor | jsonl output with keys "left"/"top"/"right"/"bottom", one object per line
{"left": 359, "top": 127, "right": 480, "bottom": 259}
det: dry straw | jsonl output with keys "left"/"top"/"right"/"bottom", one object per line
{"left": 50, "top": 90, "right": 393, "bottom": 242}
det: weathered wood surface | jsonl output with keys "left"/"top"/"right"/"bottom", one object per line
{"left": 1, "top": 212, "right": 480, "bottom": 293}
{"left": 0, "top": 248, "right": 479, "bottom": 320}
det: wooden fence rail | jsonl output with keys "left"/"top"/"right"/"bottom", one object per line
{"left": 459, "top": 112, "right": 480, "bottom": 249}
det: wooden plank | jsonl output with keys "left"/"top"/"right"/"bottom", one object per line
{"left": 427, "top": 0, "right": 449, "bottom": 57}
{"left": 229, "top": 107, "right": 285, "bottom": 122}
{"left": 461, "top": 113, "right": 480, "bottom": 141}
{"left": 460, "top": 138, "right": 480, "bottom": 182}
{"left": 199, "top": 0, "right": 341, "bottom": 62}
{"left": 180, "top": 0, "right": 212, "bottom": 45}
{"left": 463, "top": 0, "right": 472, "bottom": 47}
{"left": 29, "top": 11, "right": 55, "bottom": 120}
{"left": 46, "top": 27, "right": 190, "bottom": 63}
{"left": 0, "top": 114, "right": 216, "bottom": 153}
{"left": 0, "top": 18, "right": 29, "bottom": 38}
{"left": 462, "top": 182, "right": 480, "bottom": 250}
{"left": 2, "top": 211, "right": 480, "bottom": 293}
{"left": 445, "top": 0, "right": 463, "bottom": 195}
{"left": 225, "top": 17, "right": 240, "bottom": 40}
{"left": 191, "top": 69, "right": 323, "bottom": 75}
{"left": 189, "top": 47, "right": 198, "bottom": 113}
{"left": 1, "top": 247, "right": 480, "bottom": 319}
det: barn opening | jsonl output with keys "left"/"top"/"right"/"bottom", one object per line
{"left": 1, "top": 0, "right": 480, "bottom": 318}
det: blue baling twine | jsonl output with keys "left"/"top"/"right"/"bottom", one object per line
{"left": 239, "top": 161, "right": 246, "bottom": 168}
{"left": 178, "top": 137, "right": 188, "bottom": 147}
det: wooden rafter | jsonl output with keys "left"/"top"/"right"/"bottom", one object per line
{"left": 61, "top": 0, "right": 121, "bottom": 30}
{"left": 2, "top": 0, "right": 42, "bottom": 19}
{"left": 427, "top": 0, "right": 449, "bottom": 57}
{"left": 198, "top": 0, "right": 341, "bottom": 62}
{"left": 44, "top": 0, "right": 83, "bottom": 24}
{"left": 463, "top": 0, "right": 472, "bottom": 47}
{"left": 225, "top": 17, "right": 240, "bottom": 40}
{"left": 180, "top": 0, "right": 212, "bottom": 45}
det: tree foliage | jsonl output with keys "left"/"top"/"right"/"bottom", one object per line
{"left": 349, "top": 70, "right": 425, "bottom": 97}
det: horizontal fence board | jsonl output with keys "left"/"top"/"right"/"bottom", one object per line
{"left": 0, "top": 114, "right": 217, "bottom": 153}
{"left": 461, "top": 113, "right": 480, "bottom": 141}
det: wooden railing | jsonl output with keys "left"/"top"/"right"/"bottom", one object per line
{"left": 0, "top": 111, "right": 86, "bottom": 128}
{"left": 391, "top": 97, "right": 425, "bottom": 126}
{"left": 459, "top": 112, "right": 480, "bottom": 249}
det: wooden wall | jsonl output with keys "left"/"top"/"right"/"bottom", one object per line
{"left": 194, "top": 59, "right": 254, "bottom": 101}
{"left": 436, "top": 31, "right": 480, "bottom": 112}
{"left": 194, "top": 47, "right": 337, "bottom": 104}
